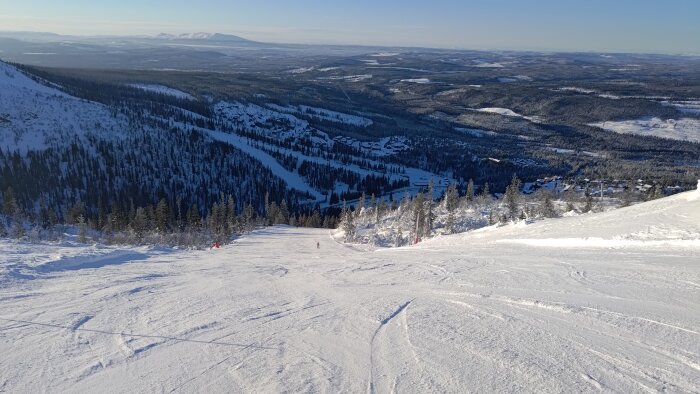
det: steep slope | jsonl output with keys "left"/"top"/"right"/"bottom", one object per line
{"left": 0, "top": 61, "right": 121, "bottom": 153}
{"left": 0, "top": 61, "right": 308, "bottom": 215}
{"left": 0, "top": 189, "right": 697, "bottom": 392}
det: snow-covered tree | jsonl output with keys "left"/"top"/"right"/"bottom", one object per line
{"left": 442, "top": 183, "right": 459, "bottom": 212}
{"left": 504, "top": 174, "right": 522, "bottom": 220}
{"left": 465, "top": 179, "right": 475, "bottom": 203}
{"left": 339, "top": 207, "right": 355, "bottom": 242}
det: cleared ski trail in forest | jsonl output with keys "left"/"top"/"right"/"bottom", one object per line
{"left": 1, "top": 191, "right": 699, "bottom": 393}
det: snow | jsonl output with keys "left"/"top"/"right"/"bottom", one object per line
{"left": 498, "top": 75, "right": 532, "bottom": 83}
{"left": 369, "top": 52, "right": 400, "bottom": 57}
{"left": 591, "top": 117, "right": 700, "bottom": 143}
{"left": 474, "top": 62, "right": 504, "bottom": 68}
{"left": 265, "top": 104, "right": 373, "bottom": 127}
{"left": 319, "top": 74, "right": 372, "bottom": 82}
{"left": 127, "top": 84, "right": 195, "bottom": 100}
{"left": 203, "top": 129, "right": 325, "bottom": 201}
{"left": 662, "top": 99, "right": 700, "bottom": 115}
{"left": 1, "top": 191, "right": 699, "bottom": 392}
{"left": 556, "top": 86, "right": 597, "bottom": 94}
{"left": 0, "top": 62, "right": 130, "bottom": 153}
{"left": 474, "top": 107, "right": 542, "bottom": 122}
{"left": 400, "top": 78, "right": 431, "bottom": 84}
{"left": 287, "top": 67, "right": 315, "bottom": 74}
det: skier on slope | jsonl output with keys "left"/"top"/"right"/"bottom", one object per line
{"left": 316, "top": 242, "right": 320, "bottom": 249}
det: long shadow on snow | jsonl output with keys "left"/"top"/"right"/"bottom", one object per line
{"left": 35, "top": 251, "right": 149, "bottom": 273}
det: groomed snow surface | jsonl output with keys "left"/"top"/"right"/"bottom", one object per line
{"left": 1, "top": 191, "right": 699, "bottom": 393}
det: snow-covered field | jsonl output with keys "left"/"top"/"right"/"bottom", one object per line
{"left": 1, "top": 190, "right": 699, "bottom": 393}
{"left": 474, "top": 107, "right": 542, "bottom": 123}
{"left": 128, "top": 84, "right": 195, "bottom": 100}
{"left": 592, "top": 117, "right": 700, "bottom": 143}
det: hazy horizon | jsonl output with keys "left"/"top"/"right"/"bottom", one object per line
{"left": 1, "top": 0, "right": 699, "bottom": 54}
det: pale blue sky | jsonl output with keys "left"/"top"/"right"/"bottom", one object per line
{"left": 1, "top": 0, "right": 698, "bottom": 53}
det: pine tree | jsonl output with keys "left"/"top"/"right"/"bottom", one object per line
{"left": 340, "top": 207, "right": 355, "bottom": 242}
{"left": 226, "top": 195, "right": 237, "bottom": 232}
{"left": 478, "top": 183, "right": 491, "bottom": 206}
{"left": 582, "top": 189, "right": 594, "bottom": 213}
{"left": 564, "top": 188, "right": 576, "bottom": 212}
{"left": 395, "top": 227, "right": 403, "bottom": 247}
{"left": 265, "top": 201, "right": 277, "bottom": 226}
{"left": 175, "top": 196, "right": 184, "bottom": 231}
{"left": 209, "top": 202, "right": 221, "bottom": 235}
{"left": 621, "top": 181, "right": 634, "bottom": 207}
{"left": 445, "top": 210, "right": 456, "bottom": 234}
{"left": 537, "top": 189, "right": 558, "bottom": 218}
{"left": 504, "top": 174, "right": 522, "bottom": 220}
{"left": 38, "top": 195, "right": 51, "bottom": 230}
{"left": 243, "top": 203, "right": 255, "bottom": 231}
{"left": 425, "top": 180, "right": 435, "bottom": 236}
{"left": 12, "top": 215, "right": 25, "bottom": 239}
{"left": 186, "top": 204, "right": 201, "bottom": 230}
{"left": 412, "top": 192, "right": 426, "bottom": 243}
{"left": 2, "top": 187, "right": 16, "bottom": 217}
{"left": 77, "top": 214, "right": 88, "bottom": 243}
{"left": 111, "top": 204, "right": 124, "bottom": 232}
{"left": 308, "top": 209, "right": 322, "bottom": 228}
{"left": 155, "top": 198, "right": 169, "bottom": 234}
{"left": 443, "top": 183, "right": 459, "bottom": 212}
{"left": 466, "top": 179, "right": 475, "bottom": 203}
{"left": 97, "top": 196, "right": 107, "bottom": 230}
{"left": 279, "top": 200, "right": 290, "bottom": 224}
{"left": 130, "top": 208, "right": 147, "bottom": 238}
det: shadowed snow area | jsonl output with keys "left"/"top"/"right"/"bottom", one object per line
{"left": 0, "top": 189, "right": 699, "bottom": 393}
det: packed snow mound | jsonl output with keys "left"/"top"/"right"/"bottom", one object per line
{"left": 449, "top": 188, "right": 700, "bottom": 248}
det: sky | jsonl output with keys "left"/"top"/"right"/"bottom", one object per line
{"left": 1, "top": 0, "right": 699, "bottom": 53}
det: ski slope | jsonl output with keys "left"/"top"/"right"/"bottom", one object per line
{"left": 1, "top": 190, "right": 699, "bottom": 393}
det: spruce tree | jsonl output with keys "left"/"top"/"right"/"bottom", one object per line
{"left": 186, "top": 204, "right": 201, "bottom": 230}
{"left": 478, "top": 183, "right": 491, "bottom": 206}
{"left": 155, "top": 198, "right": 169, "bottom": 234}
{"left": 340, "top": 207, "right": 355, "bottom": 242}
{"left": 77, "top": 215, "right": 88, "bottom": 243}
{"left": 504, "top": 174, "right": 522, "bottom": 220}
{"left": 412, "top": 192, "right": 425, "bottom": 243}
{"left": 226, "top": 195, "right": 237, "bottom": 232}
{"left": 537, "top": 189, "right": 558, "bottom": 218}
{"left": 443, "top": 183, "right": 459, "bottom": 212}
{"left": 621, "top": 181, "right": 634, "bottom": 207}
{"left": 466, "top": 179, "right": 475, "bottom": 203}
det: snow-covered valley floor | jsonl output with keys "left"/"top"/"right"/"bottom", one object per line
{"left": 1, "top": 192, "right": 699, "bottom": 393}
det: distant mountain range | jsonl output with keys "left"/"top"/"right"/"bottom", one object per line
{"left": 154, "top": 32, "right": 250, "bottom": 42}
{"left": 0, "top": 31, "right": 252, "bottom": 43}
